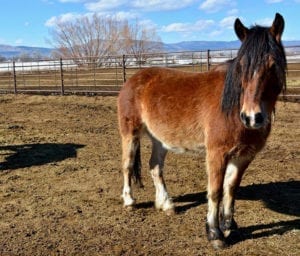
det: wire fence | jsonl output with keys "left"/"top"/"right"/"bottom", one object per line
{"left": 0, "top": 46, "right": 299, "bottom": 98}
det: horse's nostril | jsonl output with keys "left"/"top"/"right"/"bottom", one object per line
{"left": 240, "top": 112, "right": 245, "bottom": 121}
{"left": 240, "top": 112, "right": 250, "bottom": 126}
{"left": 255, "top": 113, "right": 264, "bottom": 124}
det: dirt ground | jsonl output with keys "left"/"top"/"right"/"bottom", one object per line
{"left": 0, "top": 94, "right": 299, "bottom": 256}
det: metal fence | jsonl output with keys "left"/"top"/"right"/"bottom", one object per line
{"left": 0, "top": 46, "right": 299, "bottom": 96}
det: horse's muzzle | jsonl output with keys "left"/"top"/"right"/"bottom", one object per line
{"left": 240, "top": 111, "right": 265, "bottom": 129}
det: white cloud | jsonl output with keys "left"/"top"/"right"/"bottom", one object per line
{"left": 45, "top": 13, "right": 81, "bottom": 27}
{"left": 194, "top": 19, "right": 215, "bottom": 30}
{"left": 132, "top": 0, "right": 195, "bottom": 11}
{"left": 85, "top": 0, "right": 196, "bottom": 12}
{"left": 45, "top": 10, "right": 141, "bottom": 28}
{"left": 227, "top": 8, "right": 238, "bottom": 16}
{"left": 255, "top": 17, "right": 273, "bottom": 26}
{"left": 161, "top": 23, "right": 190, "bottom": 32}
{"left": 111, "top": 11, "right": 139, "bottom": 20}
{"left": 209, "top": 30, "right": 223, "bottom": 38}
{"left": 138, "top": 19, "right": 158, "bottom": 30}
{"left": 199, "top": 0, "right": 234, "bottom": 13}
{"left": 161, "top": 19, "right": 215, "bottom": 33}
{"left": 85, "top": 0, "right": 127, "bottom": 11}
{"left": 15, "top": 39, "right": 24, "bottom": 45}
{"left": 219, "top": 16, "right": 236, "bottom": 29}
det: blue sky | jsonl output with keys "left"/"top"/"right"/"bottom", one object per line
{"left": 0, "top": 0, "right": 300, "bottom": 47}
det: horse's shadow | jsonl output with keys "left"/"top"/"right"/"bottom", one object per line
{"left": 0, "top": 143, "right": 85, "bottom": 171}
{"left": 135, "top": 180, "right": 300, "bottom": 244}
{"left": 226, "top": 180, "right": 300, "bottom": 245}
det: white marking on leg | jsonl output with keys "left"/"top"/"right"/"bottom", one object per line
{"left": 223, "top": 161, "right": 238, "bottom": 216}
{"left": 151, "top": 165, "right": 174, "bottom": 211}
{"left": 122, "top": 184, "right": 135, "bottom": 207}
{"left": 207, "top": 196, "right": 219, "bottom": 227}
{"left": 121, "top": 136, "right": 136, "bottom": 207}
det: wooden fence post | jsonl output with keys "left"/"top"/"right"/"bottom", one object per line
{"left": 122, "top": 55, "right": 126, "bottom": 83}
{"left": 12, "top": 61, "right": 17, "bottom": 94}
{"left": 207, "top": 50, "right": 210, "bottom": 71}
{"left": 60, "top": 58, "right": 64, "bottom": 95}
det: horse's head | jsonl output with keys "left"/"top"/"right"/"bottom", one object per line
{"left": 222, "top": 13, "right": 286, "bottom": 129}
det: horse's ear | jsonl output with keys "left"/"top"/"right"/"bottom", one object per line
{"left": 234, "top": 18, "right": 249, "bottom": 42}
{"left": 270, "top": 13, "right": 284, "bottom": 43}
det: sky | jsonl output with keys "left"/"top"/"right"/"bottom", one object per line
{"left": 0, "top": 0, "right": 300, "bottom": 48}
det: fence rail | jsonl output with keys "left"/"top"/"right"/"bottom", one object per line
{"left": 0, "top": 46, "right": 299, "bottom": 98}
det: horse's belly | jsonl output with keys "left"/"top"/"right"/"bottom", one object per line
{"left": 141, "top": 102, "right": 205, "bottom": 153}
{"left": 162, "top": 141, "right": 205, "bottom": 154}
{"left": 145, "top": 124, "right": 205, "bottom": 154}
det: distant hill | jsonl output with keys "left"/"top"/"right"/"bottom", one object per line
{"left": 163, "top": 40, "right": 241, "bottom": 51}
{"left": 163, "top": 40, "right": 300, "bottom": 52}
{"left": 0, "top": 40, "right": 299, "bottom": 59}
{"left": 0, "top": 45, "right": 53, "bottom": 59}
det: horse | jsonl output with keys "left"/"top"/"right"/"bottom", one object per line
{"left": 117, "top": 13, "right": 286, "bottom": 249}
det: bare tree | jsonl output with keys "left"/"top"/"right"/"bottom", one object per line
{"left": 121, "top": 19, "right": 163, "bottom": 65}
{"left": 49, "top": 14, "right": 122, "bottom": 62}
{"left": 48, "top": 14, "right": 163, "bottom": 66}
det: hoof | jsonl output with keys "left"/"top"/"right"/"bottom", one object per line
{"left": 211, "top": 239, "right": 227, "bottom": 250}
{"left": 225, "top": 229, "right": 242, "bottom": 245}
{"left": 155, "top": 198, "right": 174, "bottom": 214}
{"left": 165, "top": 208, "right": 176, "bottom": 216}
{"left": 121, "top": 193, "right": 135, "bottom": 209}
{"left": 206, "top": 224, "right": 224, "bottom": 241}
{"left": 123, "top": 204, "right": 135, "bottom": 211}
{"left": 220, "top": 219, "right": 238, "bottom": 238}
{"left": 122, "top": 197, "right": 135, "bottom": 211}
{"left": 223, "top": 229, "right": 231, "bottom": 238}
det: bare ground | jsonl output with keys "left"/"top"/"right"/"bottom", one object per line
{"left": 0, "top": 94, "right": 299, "bottom": 256}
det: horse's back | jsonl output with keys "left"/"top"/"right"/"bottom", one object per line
{"left": 120, "top": 67, "right": 224, "bottom": 101}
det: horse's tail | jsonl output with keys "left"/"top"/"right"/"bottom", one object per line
{"left": 133, "top": 141, "right": 144, "bottom": 188}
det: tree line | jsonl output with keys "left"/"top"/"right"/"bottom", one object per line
{"left": 48, "top": 14, "right": 163, "bottom": 64}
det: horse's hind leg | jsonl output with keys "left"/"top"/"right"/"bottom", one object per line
{"left": 149, "top": 137, "right": 174, "bottom": 215}
{"left": 121, "top": 133, "right": 140, "bottom": 208}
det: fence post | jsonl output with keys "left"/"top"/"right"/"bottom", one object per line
{"left": 207, "top": 50, "right": 210, "bottom": 71}
{"left": 122, "top": 55, "right": 126, "bottom": 83}
{"left": 191, "top": 52, "right": 194, "bottom": 71}
{"left": 60, "top": 58, "right": 64, "bottom": 95}
{"left": 12, "top": 61, "right": 17, "bottom": 94}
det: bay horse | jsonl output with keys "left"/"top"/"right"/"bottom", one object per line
{"left": 117, "top": 13, "right": 286, "bottom": 249}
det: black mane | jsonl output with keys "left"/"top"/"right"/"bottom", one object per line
{"left": 221, "top": 25, "right": 287, "bottom": 114}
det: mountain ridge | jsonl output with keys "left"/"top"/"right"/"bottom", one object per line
{"left": 1, "top": 40, "right": 299, "bottom": 59}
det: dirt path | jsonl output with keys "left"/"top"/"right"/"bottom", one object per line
{"left": 0, "top": 95, "right": 299, "bottom": 255}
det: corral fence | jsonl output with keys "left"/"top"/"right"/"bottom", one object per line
{"left": 0, "top": 46, "right": 299, "bottom": 100}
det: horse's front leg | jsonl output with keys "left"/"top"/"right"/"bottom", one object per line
{"left": 206, "top": 149, "right": 227, "bottom": 249}
{"left": 221, "top": 157, "right": 252, "bottom": 237}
